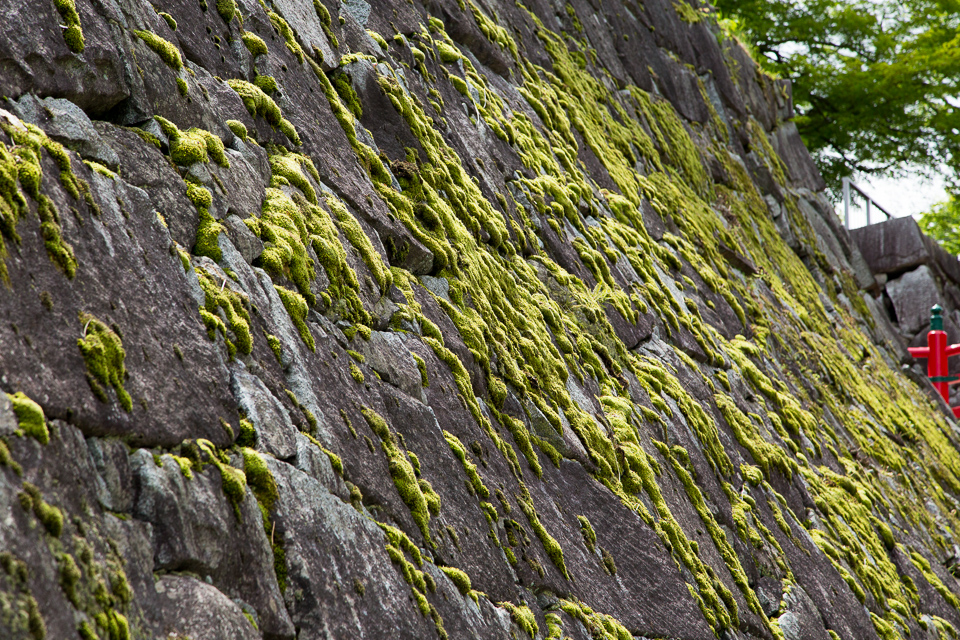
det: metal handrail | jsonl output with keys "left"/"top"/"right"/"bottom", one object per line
{"left": 843, "top": 177, "right": 893, "bottom": 229}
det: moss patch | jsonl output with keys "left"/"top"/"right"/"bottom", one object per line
{"left": 133, "top": 30, "right": 183, "bottom": 70}
{"left": 77, "top": 313, "right": 132, "bottom": 412}
{"left": 226, "top": 79, "right": 301, "bottom": 145}
{"left": 7, "top": 392, "right": 48, "bottom": 445}
{"left": 55, "top": 0, "right": 84, "bottom": 53}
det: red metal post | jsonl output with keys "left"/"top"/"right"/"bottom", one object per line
{"left": 908, "top": 305, "right": 960, "bottom": 417}
{"left": 928, "top": 327, "right": 949, "bottom": 403}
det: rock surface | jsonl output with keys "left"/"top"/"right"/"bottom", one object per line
{"left": 0, "top": 2, "right": 959, "bottom": 640}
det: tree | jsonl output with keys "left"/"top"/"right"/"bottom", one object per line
{"left": 920, "top": 197, "right": 960, "bottom": 253}
{"left": 712, "top": 0, "right": 960, "bottom": 192}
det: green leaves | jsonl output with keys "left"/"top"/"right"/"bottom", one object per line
{"left": 714, "top": 0, "right": 960, "bottom": 190}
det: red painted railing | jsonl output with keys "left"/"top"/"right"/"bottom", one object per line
{"left": 907, "top": 305, "right": 960, "bottom": 418}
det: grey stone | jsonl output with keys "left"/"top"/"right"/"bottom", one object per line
{"left": 211, "top": 148, "right": 267, "bottom": 220}
{"left": 778, "top": 586, "right": 832, "bottom": 640}
{"left": 521, "top": 391, "right": 591, "bottom": 467}
{"left": 771, "top": 122, "right": 827, "bottom": 192}
{"left": 356, "top": 331, "right": 424, "bottom": 399}
{"left": 886, "top": 265, "right": 942, "bottom": 336}
{"left": 223, "top": 214, "right": 264, "bottom": 264}
{"left": 293, "top": 433, "right": 351, "bottom": 502}
{"left": 341, "top": 0, "right": 372, "bottom": 26}
{"left": 11, "top": 95, "right": 121, "bottom": 168}
{"left": 153, "top": 575, "right": 260, "bottom": 640}
{"left": 87, "top": 437, "right": 134, "bottom": 513}
{"left": 862, "top": 293, "right": 910, "bottom": 363}
{"left": 420, "top": 275, "right": 450, "bottom": 300}
{"left": 130, "top": 449, "right": 295, "bottom": 638}
{"left": 230, "top": 367, "right": 298, "bottom": 460}
{"left": 265, "top": 456, "right": 440, "bottom": 639}
{"left": 271, "top": 0, "right": 339, "bottom": 68}
{"left": 851, "top": 216, "right": 931, "bottom": 275}
{"left": 0, "top": 393, "right": 15, "bottom": 437}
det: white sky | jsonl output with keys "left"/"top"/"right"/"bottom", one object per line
{"left": 840, "top": 171, "right": 948, "bottom": 230}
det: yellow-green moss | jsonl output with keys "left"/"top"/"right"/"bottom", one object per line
{"left": 133, "top": 30, "right": 183, "bottom": 70}
{"left": 8, "top": 392, "right": 48, "bottom": 445}
{"left": 363, "top": 407, "right": 433, "bottom": 543}
{"left": 19, "top": 482, "right": 63, "bottom": 537}
{"left": 158, "top": 12, "right": 177, "bottom": 30}
{"left": 55, "top": 0, "right": 84, "bottom": 53}
{"left": 499, "top": 602, "right": 538, "bottom": 638}
{"left": 275, "top": 285, "right": 315, "bottom": 351}
{"left": 197, "top": 270, "right": 252, "bottom": 355}
{"left": 312, "top": 0, "right": 339, "bottom": 47}
{"left": 241, "top": 32, "right": 268, "bottom": 57}
{"left": 216, "top": 0, "right": 236, "bottom": 22}
{"left": 443, "top": 430, "right": 489, "bottom": 498}
{"left": 77, "top": 313, "right": 132, "bottom": 412}
{"left": 412, "top": 352, "right": 429, "bottom": 387}
{"left": 517, "top": 484, "right": 568, "bottom": 579}
{"left": 226, "top": 79, "right": 301, "bottom": 145}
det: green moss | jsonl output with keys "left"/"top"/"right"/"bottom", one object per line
{"left": 910, "top": 551, "right": 960, "bottom": 609}
{"left": 499, "top": 602, "right": 538, "bottom": 638}
{"left": 411, "top": 352, "right": 429, "bottom": 387}
{"left": 198, "top": 440, "right": 247, "bottom": 519}
{"left": 0, "top": 439, "right": 22, "bottom": 475}
{"left": 55, "top": 0, "right": 84, "bottom": 53}
{"left": 158, "top": 11, "right": 177, "bottom": 30}
{"left": 25, "top": 594, "right": 45, "bottom": 639}
{"left": 241, "top": 32, "right": 268, "bottom": 57}
{"left": 8, "top": 392, "right": 48, "bottom": 445}
{"left": 20, "top": 482, "right": 63, "bottom": 537}
{"left": 363, "top": 407, "right": 433, "bottom": 543}
{"left": 312, "top": 0, "right": 339, "bottom": 47}
{"left": 226, "top": 79, "right": 301, "bottom": 145}
{"left": 78, "top": 620, "right": 98, "bottom": 640}
{"left": 349, "top": 361, "right": 364, "bottom": 383}
{"left": 367, "top": 29, "right": 388, "bottom": 50}
{"left": 58, "top": 553, "right": 81, "bottom": 606}
{"left": 254, "top": 74, "right": 279, "bottom": 94}
{"left": 156, "top": 118, "right": 229, "bottom": 167}
{"left": 264, "top": 333, "right": 283, "bottom": 363}
{"left": 268, "top": 10, "right": 306, "bottom": 62}
{"left": 326, "top": 195, "right": 392, "bottom": 292}
{"left": 133, "top": 30, "right": 182, "bottom": 70}
{"left": 439, "top": 566, "right": 471, "bottom": 595}
{"left": 275, "top": 285, "right": 315, "bottom": 351}
{"left": 443, "top": 430, "right": 489, "bottom": 498}
{"left": 216, "top": 0, "right": 236, "bottom": 22}
{"left": 332, "top": 73, "right": 363, "bottom": 119}
{"left": 196, "top": 270, "right": 252, "bottom": 355}
{"left": 577, "top": 515, "right": 596, "bottom": 552}
{"left": 517, "top": 484, "right": 568, "bottom": 578}
{"left": 77, "top": 314, "right": 132, "bottom": 412}
{"left": 242, "top": 447, "right": 279, "bottom": 511}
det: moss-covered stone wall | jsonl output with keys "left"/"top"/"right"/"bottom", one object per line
{"left": 0, "top": 0, "right": 956, "bottom": 639}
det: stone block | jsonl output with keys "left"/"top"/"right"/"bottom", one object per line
{"left": 886, "top": 265, "right": 942, "bottom": 336}
{"left": 771, "top": 122, "right": 827, "bottom": 192}
{"left": 852, "top": 216, "right": 931, "bottom": 275}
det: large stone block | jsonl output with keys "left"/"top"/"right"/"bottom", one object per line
{"left": 771, "top": 122, "right": 827, "bottom": 192}
{"left": 852, "top": 216, "right": 931, "bottom": 275}
{"left": 886, "top": 265, "right": 942, "bottom": 336}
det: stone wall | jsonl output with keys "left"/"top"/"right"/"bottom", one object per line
{"left": 0, "top": 0, "right": 959, "bottom": 639}
{"left": 853, "top": 217, "right": 960, "bottom": 401}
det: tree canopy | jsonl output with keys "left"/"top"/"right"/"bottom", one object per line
{"left": 712, "top": 0, "right": 960, "bottom": 192}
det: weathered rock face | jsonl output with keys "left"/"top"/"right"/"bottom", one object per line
{"left": 2, "top": 1, "right": 960, "bottom": 640}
